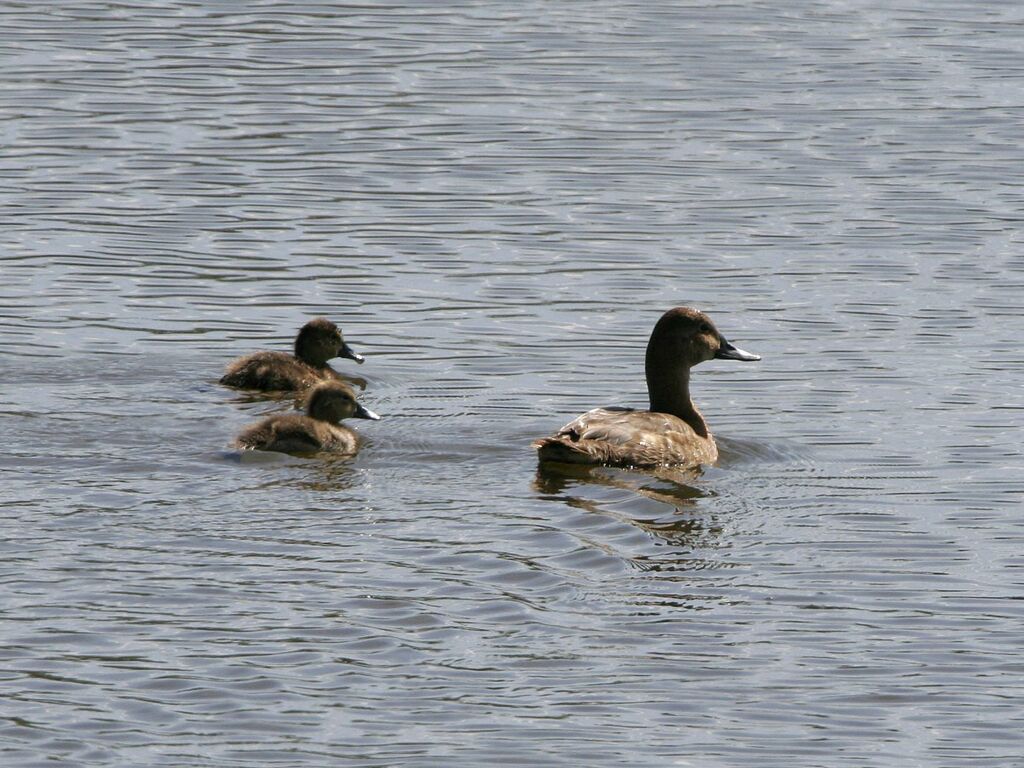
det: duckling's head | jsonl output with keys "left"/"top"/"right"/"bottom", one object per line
{"left": 649, "top": 307, "right": 760, "bottom": 367}
{"left": 295, "top": 318, "right": 365, "bottom": 366}
{"left": 305, "top": 381, "right": 381, "bottom": 423}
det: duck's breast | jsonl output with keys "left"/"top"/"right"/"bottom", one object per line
{"left": 320, "top": 423, "right": 360, "bottom": 454}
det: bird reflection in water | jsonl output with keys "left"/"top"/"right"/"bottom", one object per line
{"left": 533, "top": 461, "right": 724, "bottom": 554}
{"left": 229, "top": 446, "right": 364, "bottom": 493}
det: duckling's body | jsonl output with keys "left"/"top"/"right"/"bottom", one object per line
{"left": 220, "top": 318, "right": 363, "bottom": 392}
{"left": 235, "top": 412, "right": 360, "bottom": 454}
{"left": 234, "top": 381, "right": 380, "bottom": 455}
{"left": 221, "top": 351, "right": 343, "bottom": 392}
{"left": 533, "top": 307, "right": 759, "bottom": 468}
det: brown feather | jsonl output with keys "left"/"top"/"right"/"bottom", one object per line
{"left": 533, "top": 408, "right": 717, "bottom": 468}
{"left": 234, "top": 414, "right": 358, "bottom": 454}
{"left": 220, "top": 351, "right": 342, "bottom": 391}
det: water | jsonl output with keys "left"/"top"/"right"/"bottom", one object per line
{"left": 2, "top": 1, "right": 1024, "bottom": 765}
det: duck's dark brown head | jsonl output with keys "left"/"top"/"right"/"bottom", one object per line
{"left": 648, "top": 307, "right": 760, "bottom": 368}
{"left": 305, "top": 381, "right": 380, "bottom": 423}
{"left": 294, "top": 318, "right": 364, "bottom": 367}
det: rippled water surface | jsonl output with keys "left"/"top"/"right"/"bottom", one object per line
{"left": 3, "top": 1, "right": 1024, "bottom": 766}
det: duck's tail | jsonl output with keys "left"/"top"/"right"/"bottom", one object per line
{"left": 532, "top": 436, "right": 598, "bottom": 464}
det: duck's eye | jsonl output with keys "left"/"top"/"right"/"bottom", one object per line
{"left": 699, "top": 323, "right": 711, "bottom": 333}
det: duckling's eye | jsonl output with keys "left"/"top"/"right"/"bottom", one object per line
{"left": 699, "top": 323, "right": 711, "bottom": 333}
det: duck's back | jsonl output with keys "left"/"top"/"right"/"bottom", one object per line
{"left": 220, "top": 351, "right": 337, "bottom": 392}
{"left": 533, "top": 407, "right": 717, "bottom": 468}
{"left": 234, "top": 413, "right": 358, "bottom": 454}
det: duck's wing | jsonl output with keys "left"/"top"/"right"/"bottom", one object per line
{"left": 534, "top": 408, "right": 712, "bottom": 467}
{"left": 264, "top": 417, "right": 325, "bottom": 453}
{"left": 220, "top": 351, "right": 316, "bottom": 391}
{"left": 235, "top": 415, "right": 322, "bottom": 453}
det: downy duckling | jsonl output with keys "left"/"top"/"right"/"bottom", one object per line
{"left": 234, "top": 381, "right": 380, "bottom": 455}
{"left": 533, "top": 307, "right": 760, "bottom": 468}
{"left": 220, "top": 318, "right": 364, "bottom": 392}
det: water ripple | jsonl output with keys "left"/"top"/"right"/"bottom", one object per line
{"left": 3, "top": 1, "right": 1024, "bottom": 766}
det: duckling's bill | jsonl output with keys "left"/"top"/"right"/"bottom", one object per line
{"left": 341, "top": 342, "right": 365, "bottom": 364}
{"left": 354, "top": 402, "right": 381, "bottom": 420}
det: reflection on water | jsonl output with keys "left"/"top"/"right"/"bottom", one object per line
{"left": 3, "top": 0, "right": 1024, "bottom": 766}
{"left": 535, "top": 462, "right": 721, "bottom": 554}
{"left": 535, "top": 460, "right": 709, "bottom": 498}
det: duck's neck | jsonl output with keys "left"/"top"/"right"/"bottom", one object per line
{"left": 645, "top": 348, "right": 709, "bottom": 438}
{"left": 296, "top": 348, "right": 329, "bottom": 368}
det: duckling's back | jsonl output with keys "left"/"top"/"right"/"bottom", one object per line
{"left": 234, "top": 413, "right": 358, "bottom": 454}
{"left": 221, "top": 351, "right": 332, "bottom": 392}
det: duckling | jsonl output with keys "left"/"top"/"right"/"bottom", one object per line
{"left": 220, "top": 318, "right": 364, "bottom": 392}
{"left": 234, "top": 381, "right": 380, "bottom": 455}
{"left": 533, "top": 307, "right": 760, "bottom": 468}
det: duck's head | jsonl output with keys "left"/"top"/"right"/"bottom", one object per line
{"left": 649, "top": 307, "right": 760, "bottom": 368}
{"left": 306, "top": 381, "right": 381, "bottom": 423}
{"left": 295, "top": 318, "right": 365, "bottom": 366}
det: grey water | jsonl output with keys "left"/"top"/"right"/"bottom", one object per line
{"left": 2, "top": 1, "right": 1024, "bottom": 766}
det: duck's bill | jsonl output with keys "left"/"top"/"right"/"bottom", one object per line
{"left": 340, "top": 342, "right": 365, "bottom": 364}
{"left": 353, "top": 403, "right": 381, "bottom": 421}
{"left": 715, "top": 338, "right": 761, "bottom": 361}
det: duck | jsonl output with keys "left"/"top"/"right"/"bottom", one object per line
{"left": 532, "top": 307, "right": 760, "bottom": 468}
{"left": 234, "top": 381, "right": 380, "bottom": 454}
{"left": 220, "top": 318, "right": 364, "bottom": 392}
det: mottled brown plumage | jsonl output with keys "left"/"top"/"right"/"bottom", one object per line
{"left": 533, "top": 307, "right": 760, "bottom": 468}
{"left": 220, "top": 318, "right": 364, "bottom": 392}
{"left": 234, "top": 381, "right": 380, "bottom": 455}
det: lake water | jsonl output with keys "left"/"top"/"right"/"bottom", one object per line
{"left": 2, "top": 1, "right": 1024, "bottom": 766}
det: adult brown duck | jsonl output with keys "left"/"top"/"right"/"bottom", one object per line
{"left": 234, "top": 381, "right": 380, "bottom": 455}
{"left": 220, "top": 318, "right": 364, "bottom": 392}
{"left": 533, "top": 307, "right": 760, "bottom": 468}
